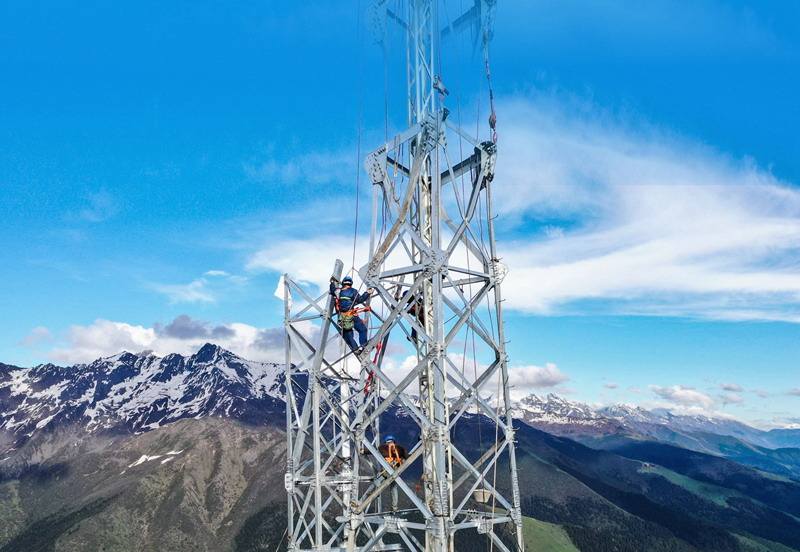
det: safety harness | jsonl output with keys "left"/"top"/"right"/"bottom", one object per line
{"left": 383, "top": 442, "right": 403, "bottom": 468}
{"left": 334, "top": 295, "right": 371, "bottom": 331}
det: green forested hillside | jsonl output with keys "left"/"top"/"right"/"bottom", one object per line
{"left": 1, "top": 418, "right": 799, "bottom": 551}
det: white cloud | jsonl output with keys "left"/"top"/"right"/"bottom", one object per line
{"left": 493, "top": 95, "right": 800, "bottom": 321}
{"left": 47, "top": 317, "right": 298, "bottom": 365}
{"left": 604, "top": 382, "right": 619, "bottom": 390}
{"left": 508, "top": 362, "right": 569, "bottom": 397}
{"left": 247, "top": 235, "right": 369, "bottom": 289}
{"left": 650, "top": 384, "right": 714, "bottom": 409}
{"left": 51, "top": 320, "right": 157, "bottom": 364}
{"left": 788, "top": 388, "right": 800, "bottom": 397}
{"left": 240, "top": 94, "right": 800, "bottom": 323}
{"left": 20, "top": 326, "right": 53, "bottom": 347}
{"left": 370, "top": 354, "right": 566, "bottom": 404}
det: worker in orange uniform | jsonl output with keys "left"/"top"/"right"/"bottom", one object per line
{"left": 377, "top": 435, "right": 408, "bottom": 512}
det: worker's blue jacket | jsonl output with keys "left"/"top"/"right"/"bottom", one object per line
{"left": 331, "top": 283, "right": 370, "bottom": 313}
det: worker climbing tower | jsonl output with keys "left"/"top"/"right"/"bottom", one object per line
{"left": 283, "top": 1, "right": 524, "bottom": 550}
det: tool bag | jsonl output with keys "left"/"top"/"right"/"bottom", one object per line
{"left": 339, "top": 311, "right": 355, "bottom": 331}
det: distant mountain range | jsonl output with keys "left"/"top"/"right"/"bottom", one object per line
{"left": 515, "top": 392, "right": 800, "bottom": 480}
{"left": 1, "top": 345, "right": 799, "bottom": 552}
{"left": 517, "top": 392, "right": 799, "bottom": 448}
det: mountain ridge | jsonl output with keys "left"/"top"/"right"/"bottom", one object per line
{"left": 4, "top": 345, "right": 798, "bottom": 454}
{"left": 515, "top": 391, "right": 800, "bottom": 451}
{"left": 0, "top": 343, "right": 285, "bottom": 452}
{"left": 2, "top": 344, "right": 800, "bottom": 551}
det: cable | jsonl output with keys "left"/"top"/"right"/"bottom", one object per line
{"left": 273, "top": 527, "right": 288, "bottom": 552}
{"left": 351, "top": 0, "right": 365, "bottom": 275}
{"left": 482, "top": 2, "right": 498, "bottom": 145}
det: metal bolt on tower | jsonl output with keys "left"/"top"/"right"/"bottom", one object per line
{"left": 283, "top": 1, "right": 524, "bottom": 550}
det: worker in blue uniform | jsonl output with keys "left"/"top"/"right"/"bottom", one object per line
{"left": 330, "top": 276, "right": 372, "bottom": 354}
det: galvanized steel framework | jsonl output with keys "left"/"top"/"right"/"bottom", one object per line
{"left": 283, "top": 1, "right": 523, "bottom": 550}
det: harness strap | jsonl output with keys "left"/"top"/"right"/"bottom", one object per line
{"left": 334, "top": 298, "right": 371, "bottom": 316}
{"left": 384, "top": 443, "right": 402, "bottom": 467}
{"left": 364, "top": 370, "right": 375, "bottom": 396}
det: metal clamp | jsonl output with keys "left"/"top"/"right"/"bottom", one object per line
{"left": 479, "top": 141, "right": 497, "bottom": 186}
{"left": 365, "top": 146, "right": 388, "bottom": 184}
{"left": 385, "top": 516, "right": 400, "bottom": 533}
{"left": 477, "top": 517, "right": 493, "bottom": 534}
{"left": 490, "top": 258, "right": 508, "bottom": 284}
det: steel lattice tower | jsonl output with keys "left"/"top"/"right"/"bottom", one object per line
{"left": 283, "top": 1, "right": 524, "bottom": 550}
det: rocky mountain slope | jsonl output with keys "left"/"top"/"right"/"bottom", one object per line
{"left": 0, "top": 418, "right": 287, "bottom": 552}
{"left": 2, "top": 345, "right": 800, "bottom": 552}
{"left": 0, "top": 344, "right": 284, "bottom": 450}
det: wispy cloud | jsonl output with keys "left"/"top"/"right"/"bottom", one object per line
{"left": 719, "top": 392, "right": 745, "bottom": 406}
{"left": 240, "top": 94, "right": 800, "bottom": 324}
{"left": 244, "top": 147, "right": 355, "bottom": 186}
{"left": 650, "top": 384, "right": 715, "bottom": 409}
{"left": 720, "top": 382, "right": 744, "bottom": 392}
{"left": 151, "top": 279, "right": 215, "bottom": 304}
{"left": 74, "top": 190, "right": 119, "bottom": 223}
{"left": 150, "top": 271, "right": 248, "bottom": 304}
{"left": 19, "top": 326, "right": 53, "bottom": 347}
{"left": 494, "top": 95, "right": 800, "bottom": 321}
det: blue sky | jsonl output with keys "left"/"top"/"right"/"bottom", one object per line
{"left": 1, "top": 1, "right": 798, "bottom": 427}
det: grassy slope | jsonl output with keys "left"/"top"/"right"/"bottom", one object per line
{"left": 735, "top": 534, "right": 799, "bottom": 552}
{"left": 0, "top": 419, "right": 287, "bottom": 552}
{"left": 638, "top": 464, "right": 745, "bottom": 507}
{"left": 523, "top": 517, "right": 580, "bottom": 552}
{"left": 514, "top": 423, "right": 800, "bottom": 551}
{"left": 4, "top": 416, "right": 800, "bottom": 551}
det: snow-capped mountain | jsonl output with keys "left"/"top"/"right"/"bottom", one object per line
{"left": 4, "top": 344, "right": 798, "bottom": 456}
{"left": 598, "top": 404, "right": 775, "bottom": 447}
{"left": 0, "top": 343, "right": 285, "bottom": 447}
{"left": 514, "top": 393, "right": 800, "bottom": 451}
{"left": 513, "top": 393, "right": 626, "bottom": 437}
